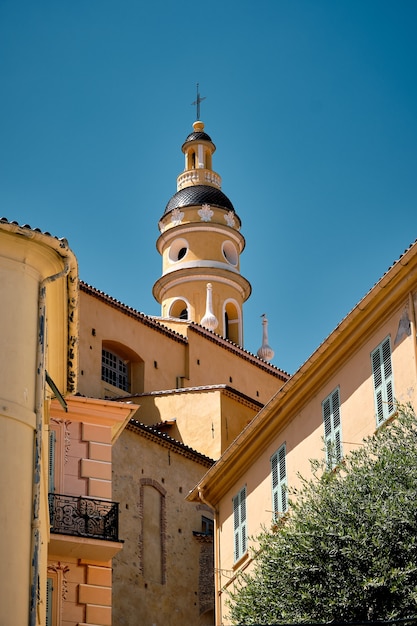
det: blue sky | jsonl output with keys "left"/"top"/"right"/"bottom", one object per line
{"left": 1, "top": 0, "right": 416, "bottom": 375}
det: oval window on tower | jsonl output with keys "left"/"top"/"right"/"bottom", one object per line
{"left": 169, "top": 238, "right": 189, "bottom": 263}
{"left": 222, "top": 241, "right": 238, "bottom": 266}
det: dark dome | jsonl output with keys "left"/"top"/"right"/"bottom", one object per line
{"left": 183, "top": 131, "right": 213, "bottom": 145}
{"left": 164, "top": 185, "right": 235, "bottom": 215}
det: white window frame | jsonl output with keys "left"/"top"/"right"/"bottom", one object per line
{"left": 233, "top": 486, "right": 247, "bottom": 563}
{"left": 371, "top": 336, "right": 395, "bottom": 425}
{"left": 271, "top": 444, "right": 287, "bottom": 518}
{"left": 322, "top": 387, "right": 343, "bottom": 469}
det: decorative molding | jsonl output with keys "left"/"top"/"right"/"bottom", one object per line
{"left": 198, "top": 204, "right": 214, "bottom": 222}
{"left": 50, "top": 420, "right": 71, "bottom": 460}
{"left": 171, "top": 208, "right": 184, "bottom": 226}
{"left": 63, "top": 420, "right": 71, "bottom": 464}
{"left": 224, "top": 211, "right": 235, "bottom": 228}
{"left": 47, "top": 561, "right": 70, "bottom": 601}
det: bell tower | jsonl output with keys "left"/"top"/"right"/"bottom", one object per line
{"left": 153, "top": 118, "right": 251, "bottom": 346}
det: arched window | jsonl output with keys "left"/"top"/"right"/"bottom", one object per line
{"left": 169, "top": 299, "right": 190, "bottom": 320}
{"left": 101, "top": 341, "right": 144, "bottom": 396}
{"left": 224, "top": 300, "right": 241, "bottom": 345}
{"left": 101, "top": 349, "right": 128, "bottom": 391}
{"left": 139, "top": 479, "right": 167, "bottom": 584}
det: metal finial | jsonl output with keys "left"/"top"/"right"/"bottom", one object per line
{"left": 191, "top": 83, "right": 206, "bottom": 120}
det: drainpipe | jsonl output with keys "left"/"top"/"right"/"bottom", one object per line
{"left": 199, "top": 489, "right": 222, "bottom": 625}
{"left": 409, "top": 292, "right": 417, "bottom": 383}
{"left": 29, "top": 258, "right": 71, "bottom": 626}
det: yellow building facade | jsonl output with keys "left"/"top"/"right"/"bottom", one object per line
{"left": 0, "top": 220, "right": 78, "bottom": 626}
{"left": 189, "top": 239, "right": 417, "bottom": 625}
{"left": 0, "top": 220, "right": 142, "bottom": 626}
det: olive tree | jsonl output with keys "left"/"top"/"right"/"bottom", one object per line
{"left": 229, "top": 405, "right": 417, "bottom": 625}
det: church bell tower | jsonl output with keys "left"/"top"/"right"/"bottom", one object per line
{"left": 153, "top": 114, "right": 251, "bottom": 347}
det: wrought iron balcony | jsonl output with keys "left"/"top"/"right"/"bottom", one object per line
{"left": 48, "top": 493, "right": 119, "bottom": 542}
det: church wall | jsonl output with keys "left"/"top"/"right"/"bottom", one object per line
{"left": 78, "top": 289, "right": 187, "bottom": 398}
{"left": 186, "top": 329, "right": 285, "bottom": 404}
{"left": 112, "top": 427, "right": 214, "bottom": 626}
{"left": 220, "top": 394, "right": 260, "bottom": 452}
{"left": 78, "top": 287, "right": 285, "bottom": 407}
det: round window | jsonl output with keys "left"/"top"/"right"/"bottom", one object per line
{"left": 222, "top": 241, "right": 238, "bottom": 266}
{"left": 169, "top": 238, "right": 189, "bottom": 263}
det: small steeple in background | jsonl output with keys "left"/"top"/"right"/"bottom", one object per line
{"left": 257, "top": 314, "right": 274, "bottom": 362}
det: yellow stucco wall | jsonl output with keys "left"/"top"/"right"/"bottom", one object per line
{"left": 0, "top": 226, "right": 77, "bottom": 626}
{"left": 130, "top": 388, "right": 260, "bottom": 460}
{"left": 78, "top": 288, "right": 188, "bottom": 397}
{"left": 193, "top": 259, "right": 417, "bottom": 625}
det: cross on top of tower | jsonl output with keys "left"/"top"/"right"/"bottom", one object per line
{"left": 191, "top": 83, "right": 206, "bottom": 120}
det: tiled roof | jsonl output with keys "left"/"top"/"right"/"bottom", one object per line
{"left": 80, "top": 282, "right": 188, "bottom": 344}
{"left": 0, "top": 216, "right": 68, "bottom": 245}
{"left": 127, "top": 419, "right": 214, "bottom": 467}
{"left": 182, "top": 130, "right": 214, "bottom": 145}
{"left": 164, "top": 185, "right": 235, "bottom": 215}
{"left": 188, "top": 323, "right": 290, "bottom": 381}
{"left": 114, "top": 384, "right": 265, "bottom": 410}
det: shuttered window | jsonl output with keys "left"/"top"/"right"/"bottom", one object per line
{"left": 371, "top": 337, "right": 395, "bottom": 425}
{"left": 271, "top": 444, "right": 287, "bottom": 518}
{"left": 322, "top": 388, "right": 343, "bottom": 469}
{"left": 233, "top": 486, "right": 247, "bottom": 563}
{"left": 48, "top": 430, "right": 56, "bottom": 494}
{"left": 46, "top": 577, "right": 53, "bottom": 626}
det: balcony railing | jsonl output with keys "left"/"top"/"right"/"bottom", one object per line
{"left": 48, "top": 493, "right": 119, "bottom": 542}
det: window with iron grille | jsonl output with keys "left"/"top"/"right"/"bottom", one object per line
{"left": 233, "top": 486, "right": 247, "bottom": 563}
{"left": 322, "top": 387, "right": 343, "bottom": 469}
{"left": 271, "top": 444, "right": 287, "bottom": 518}
{"left": 371, "top": 336, "right": 395, "bottom": 425}
{"left": 101, "top": 349, "right": 129, "bottom": 391}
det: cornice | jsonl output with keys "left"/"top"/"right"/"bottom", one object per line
{"left": 119, "top": 384, "right": 264, "bottom": 411}
{"left": 152, "top": 266, "right": 252, "bottom": 302}
{"left": 189, "top": 239, "right": 417, "bottom": 505}
{"left": 156, "top": 221, "right": 245, "bottom": 253}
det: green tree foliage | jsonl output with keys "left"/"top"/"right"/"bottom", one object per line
{"left": 229, "top": 405, "right": 417, "bottom": 625}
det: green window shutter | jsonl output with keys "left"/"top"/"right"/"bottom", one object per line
{"left": 271, "top": 444, "right": 287, "bottom": 517}
{"left": 322, "top": 388, "right": 342, "bottom": 468}
{"left": 233, "top": 486, "right": 247, "bottom": 562}
{"left": 48, "top": 430, "right": 56, "bottom": 494}
{"left": 372, "top": 337, "right": 394, "bottom": 425}
{"left": 46, "top": 577, "right": 53, "bottom": 626}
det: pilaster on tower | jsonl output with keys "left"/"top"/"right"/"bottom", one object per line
{"left": 153, "top": 120, "right": 251, "bottom": 347}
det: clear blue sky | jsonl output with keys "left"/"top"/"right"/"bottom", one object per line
{"left": 1, "top": 0, "right": 416, "bottom": 375}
